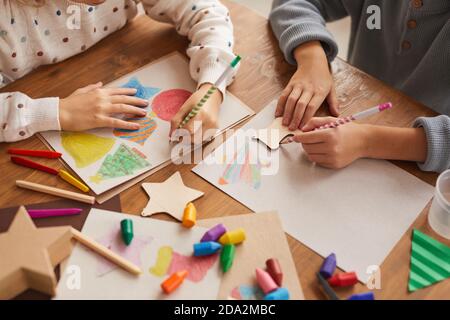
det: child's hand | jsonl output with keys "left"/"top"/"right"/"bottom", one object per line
{"left": 292, "top": 117, "right": 369, "bottom": 169}
{"left": 170, "top": 83, "right": 222, "bottom": 142}
{"left": 59, "top": 82, "right": 149, "bottom": 131}
{"left": 276, "top": 41, "right": 339, "bottom": 131}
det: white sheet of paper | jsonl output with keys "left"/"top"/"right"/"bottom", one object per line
{"left": 192, "top": 101, "right": 434, "bottom": 282}
{"left": 55, "top": 209, "right": 221, "bottom": 300}
{"left": 41, "top": 52, "right": 253, "bottom": 195}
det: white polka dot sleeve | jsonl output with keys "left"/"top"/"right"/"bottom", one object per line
{"left": 141, "top": 0, "right": 238, "bottom": 95}
{"left": 0, "top": 90, "right": 60, "bottom": 142}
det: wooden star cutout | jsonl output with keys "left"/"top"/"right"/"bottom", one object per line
{"left": 141, "top": 171, "right": 204, "bottom": 221}
{"left": 0, "top": 206, "right": 73, "bottom": 299}
{"left": 253, "top": 117, "right": 302, "bottom": 150}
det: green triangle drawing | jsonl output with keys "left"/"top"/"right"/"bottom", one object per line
{"left": 408, "top": 229, "right": 450, "bottom": 292}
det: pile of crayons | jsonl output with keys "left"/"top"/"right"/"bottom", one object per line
{"left": 317, "top": 253, "right": 375, "bottom": 300}
{"left": 255, "top": 258, "right": 289, "bottom": 300}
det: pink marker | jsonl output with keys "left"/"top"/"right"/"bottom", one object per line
{"left": 27, "top": 208, "right": 82, "bottom": 219}
{"left": 255, "top": 267, "right": 278, "bottom": 294}
{"left": 316, "top": 102, "right": 393, "bottom": 130}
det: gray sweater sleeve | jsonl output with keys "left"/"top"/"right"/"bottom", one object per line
{"left": 269, "top": 0, "right": 348, "bottom": 65}
{"left": 413, "top": 115, "right": 450, "bottom": 173}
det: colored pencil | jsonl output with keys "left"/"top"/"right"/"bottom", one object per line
{"left": 27, "top": 208, "right": 82, "bottom": 219}
{"left": 16, "top": 180, "right": 95, "bottom": 204}
{"left": 178, "top": 55, "right": 241, "bottom": 128}
{"left": 7, "top": 148, "right": 62, "bottom": 159}
{"left": 316, "top": 272, "right": 340, "bottom": 300}
{"left": 71, "top": 228, "right": 142, "bottom": 275}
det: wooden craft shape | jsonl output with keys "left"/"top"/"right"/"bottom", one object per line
{"left": 0, "top": 206, "right": 73, "bottom": 299}
{"left": 141, "top": 171, "right": 204, "bottom": 221}
{"left": 253, "top": 118, "right": 302, "bottom": 150}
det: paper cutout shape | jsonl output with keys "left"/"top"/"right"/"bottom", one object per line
{"left": 96, "top": 226, "right": 152, "bottom": 276}
{"left": 149, "top": 245, "right": 218, "bottom": 282}
{"left": 230, "top": 285, "right": 265, "bottom": 300}
{"left": 113, "top": 112, "right": 158, "bottom": 145}
{"left": 61, "top": 132, "right": 115, "bottom": 168}
{"left": 253, "top": 117, "right": 302, "bottom": 150}
{"left": 141, "top": 171, "right": 204, "bottom": 221}
{"left": 219, "top": 141, "right": 270, "bottom": 190}
{"left": 0, "top": 207, "right": 72, "bottom": 299}
{"left": 152, "top": 89, "right": 192, "bottom": 121}
{"left": 121, "top": 77, "right": 160, "bottom": 100}
{"left": 90, "top": 143, "right": 150, "bottom": 183}
{"left": 408, "top": 229, "right": 450, "bottom": 292}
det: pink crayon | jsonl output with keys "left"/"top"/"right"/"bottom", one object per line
{"left": 200, "top": 223, "right": 227, "bottom": 242}
{"left": 27, "top": 208, "right": 82, "bottom": 219}
{"left": 255, "top": 267, "right": 278, "bottom": 294}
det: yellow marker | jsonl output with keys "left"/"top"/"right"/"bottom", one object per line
{"left": 182, "top": 202, "right": 197, "bottom": 228}
{"left": 58, "top": 169, "right": 90, "bottom": 193}
{"left": 219, "top": 228, "right": 246, "bottom": 245}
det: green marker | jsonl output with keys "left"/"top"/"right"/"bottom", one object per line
{"left": 120, "top": 219, "right": 134, "bottom": 246}
{"left": 220, "top": 244, "right": 236, "bottom": 273}
{"left": 178, "top": 55, "right": 242, "bottom": 128}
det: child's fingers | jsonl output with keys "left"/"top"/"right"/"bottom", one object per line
{"left": 275, "top": 86, "right": 292, "bottom": 117}
{"left": 111, "top": 95, "right": 149, "bottom": 107}
{"left": 289, "top": 91, "right": 313, "bottom": 130}
{"left": 292, "top": 129, "right": 330, "bottom": 144}
{"left": 101, "top": 117, "right": 140, "bottom": 130}
{"left": 282, "top": 88, "right": 302, "bottom": 126}
{"left": 301, "top": 116, "right": 338, "bottom": 132}
{"left": 108, "top": 104, "right": 147, "bottom": 116}
{"left": 300, "top": 94, "right": 326, "bottom": 128}
{"left": 327, "top": 85, "right": 340, "bottom": 116}
{"left": 106, "top": 87, "right": 138, "bottom": 96}
{"left": 71, "top": 82, "right": 103, "bottom": 96}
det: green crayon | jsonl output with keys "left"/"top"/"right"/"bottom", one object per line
{"left": 220, "top": 244, "right": 236, "bottom": 273}
{"left": 120, "top": 219, "right": 134, "bottom": 246}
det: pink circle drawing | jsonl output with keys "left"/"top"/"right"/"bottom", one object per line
{"left": 151, "top": 89, "right": 192, "bottom": 121}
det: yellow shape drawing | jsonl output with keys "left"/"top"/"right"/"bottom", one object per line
{"left": 61, "top": 132, "right": 115, "bottom": 168}
{"left": 149, "top": 246, "right": 173, "bottom": 277}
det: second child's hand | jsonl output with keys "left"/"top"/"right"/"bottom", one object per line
{"left": 276, "top": 41, "right": 340, "bottom": 130}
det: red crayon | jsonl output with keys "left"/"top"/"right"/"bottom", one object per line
{"left": 328, "top": 272, "right": 358, "bottom": 287}
{"left": 266, "top": 258, "right": 283, "bottom": 286}
{"left": 8, "top": 148, "right": 62, "bottom": 159}
{"left": 11, "top": 156, "right": 59, "bottom": 175}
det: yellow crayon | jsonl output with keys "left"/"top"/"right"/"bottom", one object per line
{"left": 219, "top": 228, "right": 246, "bottom": 245}
{"left": 58, "top": 169, "right": 90, "bottom": 193}
{"left": 182, "top": 202, "right": 197, "bottom": 228}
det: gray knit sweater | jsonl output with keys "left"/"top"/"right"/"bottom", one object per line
{"left": 270, "top": 0, "right": 450, "bottom": 173}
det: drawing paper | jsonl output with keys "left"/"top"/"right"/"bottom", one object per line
{"left": 192, "top": 101, "right": 435, "bottom": 282}
{"left": 55, "top": 209, "right": 221, "bottom": 300}
{"left": 41, "top": 53, "right": 253, "bottom": 195}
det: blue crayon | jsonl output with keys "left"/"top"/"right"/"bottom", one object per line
{"left": 193, "top": 241, "right": 222, "bottom": 256}
{"left": 319, "top": 253, "right": 337, "bottom": 279}
{"left": 264, "top": 287, "right": 290, "bottom": 300}
{"left": 347, "top": 292, "right": 375, "bottom": 300}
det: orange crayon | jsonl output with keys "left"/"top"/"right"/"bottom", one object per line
{"left": 161, "top": 270, "right": 188, "bottom": 294}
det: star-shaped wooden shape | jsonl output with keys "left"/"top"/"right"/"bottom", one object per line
{"left": 0, "top": 206, "right": 73, "bottom": 299}
{"left": 253, "top": 117, "right": 302, "bottom": 150}
{"left": 141, "top": 171, "right": 204, "bottom": 221}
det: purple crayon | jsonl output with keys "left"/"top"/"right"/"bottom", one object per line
{"left": 200, "top": 224, "right": 227, "bottom": 242}
{"left": 319, "top": 253, "right": 337, "bottom": 279}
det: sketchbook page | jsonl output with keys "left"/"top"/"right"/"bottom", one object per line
{"left": 55, "top": 209, "right": 221, "bottom": 300}
{"left": 40, "top": 52, "right": 253, "bottom": 195}
{"left": 192, "top": 101, "right": 434, "bottom": 283}
{"left": 198, "top": 212, "right": 304, "bottom": 300}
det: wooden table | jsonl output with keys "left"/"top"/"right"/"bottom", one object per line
{"left": 1, "top": 1, "right": 448, "bottom": 300}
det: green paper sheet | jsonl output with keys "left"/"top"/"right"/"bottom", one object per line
{"left": 408, "top": 229, "right": 450, "bottom": 292}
